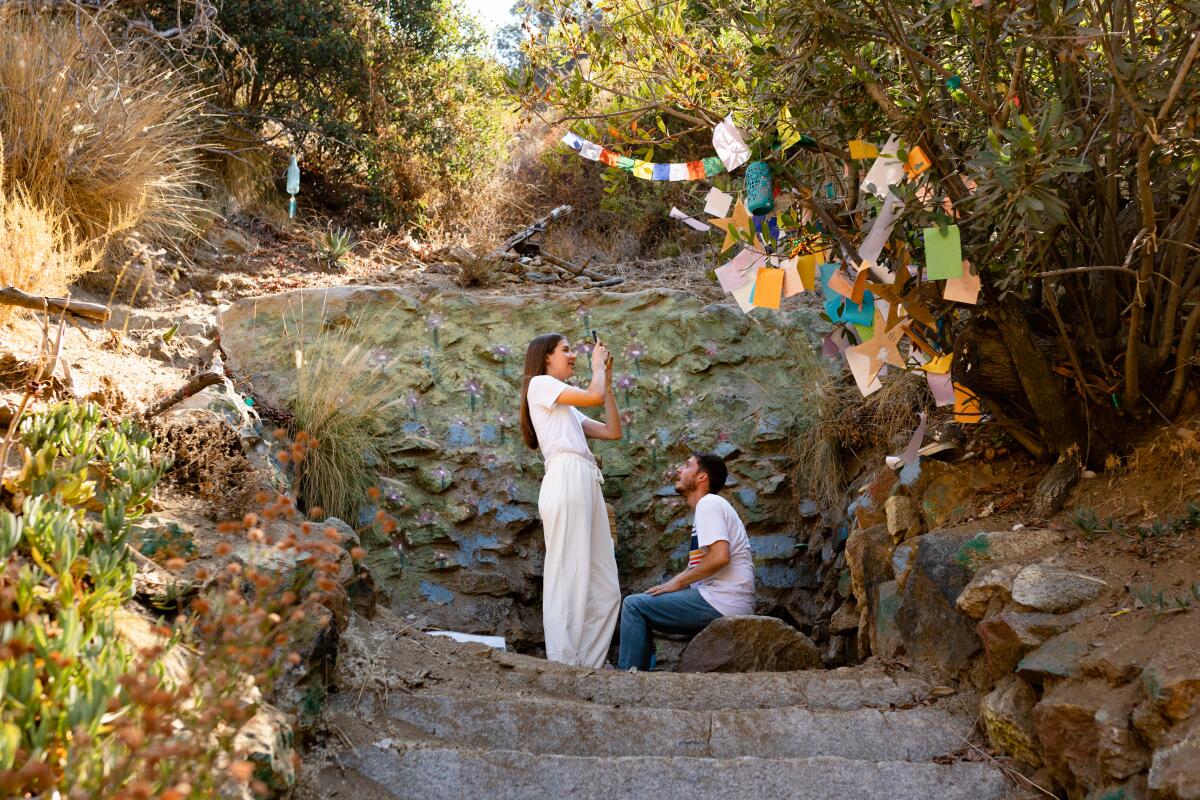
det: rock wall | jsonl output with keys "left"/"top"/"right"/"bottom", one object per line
{"left": 219, "top": 286, "right": 834, "bottom": 651}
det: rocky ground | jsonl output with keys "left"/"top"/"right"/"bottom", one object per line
{"left": 3, "top": 212, "right": 1198, "bottom": 799}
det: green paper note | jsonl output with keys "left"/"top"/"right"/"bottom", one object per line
{"left": 924, "top": 224, "right": 963, "bottom": 280}
{"left": 702, "top": 156, "right": 726, "bottom": 177}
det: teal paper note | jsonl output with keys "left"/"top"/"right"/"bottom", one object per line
{"left": 924, "top": 225, "right": 963, "bottom": 280}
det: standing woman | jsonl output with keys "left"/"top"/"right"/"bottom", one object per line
{"left": 520, "top": 333, "right": 623, "bottom": 667}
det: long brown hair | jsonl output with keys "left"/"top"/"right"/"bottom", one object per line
{"left": 519, "top": 333, "right": 565, "bottom": 450}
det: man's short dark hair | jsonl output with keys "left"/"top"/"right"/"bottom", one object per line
{"left": 692, "top": 452, "right": 728, "bottom": 493}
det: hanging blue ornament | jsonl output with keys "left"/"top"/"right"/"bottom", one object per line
{"left": 286, "top": 154, "right": 300, "bottom": 219}
{"left": 946, "top": 75, "right": 962, "bottom": 91}
{"left": 744, "top": 161, "right": 774, "bottom": 216}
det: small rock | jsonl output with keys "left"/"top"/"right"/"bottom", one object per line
{"left": 798, "top": 499, "right": 820, "bottom": 518}
{"left": 884, "top": 495, "right": 923, "bottom": 543}
{"left": 829, "top": 601, "right": 859, "bottom": 634}
{"left": 957, "top": 563, "right": 1022, "bottom": 619}
{"left": 978, "top": 608, "right": 1090, "bottom": 677}
{"left": 981, "top": 675, "right": 1041, "bottom": 768}
{"left": 1011, "top": 564, "right": 1107, "bottom": 613}
{"left": 712, "top": 441, "right": 741, "bottom": 459}
{"left": 1148, "top": 715, "right": 1200, "bottom": 798}
{"left": 678, "top": 615, "right": 821, "bottom": 673}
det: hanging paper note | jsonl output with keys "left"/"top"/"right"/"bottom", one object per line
{"left": 927, "top": 371, "right": 955, "bottom": 406}
{"left": 923, "top": 224, "right": 963, "bottom": 280}
{"left": 860, "top": 135, "right": 905, "bottom": 199}
{"left": 580, "top": 142, "right": 602, "bottom": 160}
{"left": 953, "top": 383, "right": 983, "bottom": 423}
{"left": 704, "top": 188, "right": 733, "bottom": 218}
{"left": 820, "top": 262, "right": 875, "bottom": 326}
{"left": 751, "top": 267, "right": 784, "bottom": 309}
{"left": 710, "top": 201, "right": 754, "bottom": 253}
{"left": 730, "top": 280, "right": 756, "bottom": 313}
{"left": 920, "top": 353, "right": 953, "bottom": 374}
{"left": 713, "top": 114, "right": 751, "bottom": 172}
{"left": 858, "top": 191, "right": 904, "bottom": 272}
{"left": 850, "top": 267, "right": 870, "bottom": 305}
{"left": 779, "top": 107, "right": 803, "bottom": 150}
{"left": 904, "top": 146, "right": 931, "bottom": 178}
{"left": 286, "top": 154, "right": 300, "bottom": 219}
{"left": 716, "top": 248, "right": 767, "bottom": 292}
{"left": 668, "top": 163, "right": 689, "bottom": 181}
{"left": 633, "top": 160, "right": 654, "bottom": 180}
{"left": 780, "top": 256, "right": 805, "bottom": 297}
{"left": 795, "top": 253, "right": 818, "bottom": 291}
{"left": 886, "top": 411, "right": 927, "bottom": 468}
{"left": 669, "top": 207, "right": 711, "bottom": 232}
{"left": 849, "top": 140, "right": 879, "bottom": 160}
{"left": 943, "top": 259, "right": 981, "bottom": 304}
{"left": 845, "top": 348, "right": 883, "bottom": 396}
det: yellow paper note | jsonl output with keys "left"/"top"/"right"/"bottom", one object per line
{"left": 632, "top": 160, "right": 654, "bottom": 180}
{"left": 795, "top": 253, "right": 818, "bottom": 291}
{"left": 943, "top": 260, "right": 981, "bottom": 304}
{"left": 920, "top": 353, "right": 953, "bottom": 374}
{"left": 849, "top": 139, "right": 879, "bottom": 160}
{"left": 752, "top": 267, "right": 784, "bottom": 309}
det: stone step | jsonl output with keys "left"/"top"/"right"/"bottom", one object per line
{"left": 498, "top": 664, "right": 934, "bottom": 710}
{"left": 373, "top": 692, "right": 973, "bottom": 761}
{"left": 340, "top": 746, "right": 1011, "bottom": 800}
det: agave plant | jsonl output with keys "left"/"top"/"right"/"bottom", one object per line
{"left": 316, "top": 226, "right": 355, "bottom": 269}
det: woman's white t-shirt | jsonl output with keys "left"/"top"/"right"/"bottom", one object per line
{"left": 526, "top": 375, "right": 592, "bottom": 462}
{"left": 690, "top": 493, "right": 756, "bottom": 616}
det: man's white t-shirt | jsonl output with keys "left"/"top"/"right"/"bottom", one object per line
{"left": 689, "top": 493, "right": 756, "bottom": 616}
{"left": 526, "top": 375, "right": 592, "bottom": 462}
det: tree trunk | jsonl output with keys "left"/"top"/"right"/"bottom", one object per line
{"left": 989, "top": 295, "right": 1086, "bottom": 456}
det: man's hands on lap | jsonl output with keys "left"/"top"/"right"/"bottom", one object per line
{"left": 645, "top": 578, "right": 685, "bottom": 596}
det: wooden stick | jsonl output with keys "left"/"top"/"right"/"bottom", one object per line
{"left": 489, "top": 205, "right": 574, "bottom": 260}
{"left": 142, "top": 372, "right": 224, "bottom": 419}
{"left": 0, "top": 287, "right": 111, "bottom": 323}
{"left": 540, "top": 253, "right": 626, "bottom": 287}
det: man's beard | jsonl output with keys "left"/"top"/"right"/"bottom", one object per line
{"left": 675, "top": 476, "right": 694, "bottom": 493}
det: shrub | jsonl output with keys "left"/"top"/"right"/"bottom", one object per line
{"left": 0, "top": 141, "right": 91, "bottom": 325}
{"left": 0, "top": 402, "right": 339, "bottom": 796}
{"left": 0, "top": 12, "right": 206, "bottom": 260}
{"left": 288, "top": 323, "right": 404, "bottom": 524}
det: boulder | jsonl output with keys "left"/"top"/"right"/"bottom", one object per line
{"left": 1034, "top": 681, "right": 1148, "bottom": 793}
{"left": 957, "top": 563, "right": 1022, "bottom": 619}
{"left": 232, "top": 699, "right": 297, "bottom": 797}
{"left": 893, "top": 530, "right": 980, "bottom": 679}
{"left": 981, "top": 675, "right": 1041, "bottom": 768}
{"left": 678, "top": 615, "right": 822, "bottom": 673}
{"left": 845, "top": 524, "right": 893, "bottom": 657}
{"left": 978, "top": 608, "right": 1090, "bottom": 678}
{"left": 1149, "top": 715, "right": 1200, "bottom": 800}
{"left": 1011, "top": 564, "right": 1107, "bottom": 613}
{"left": 884, "top": 495, "right": 923, "bottom": 542}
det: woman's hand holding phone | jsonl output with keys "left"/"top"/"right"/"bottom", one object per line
{"left": 591, "top": 343, "right": 610, "bottom": 373}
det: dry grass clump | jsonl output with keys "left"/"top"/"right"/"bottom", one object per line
{"left": 152, "top": 412, "right": 260, "bottom": 519}
{"left": 789, "top": 368, "right": 933, "bottom": 509}
{"left": 288, "top": 322, "right": 404, "bottom": 524}
{"left": 0, "top": 142, "right": 92, "bottom": 325}
{"left": 0, "top": 12, "right": 206, "bottom": 261}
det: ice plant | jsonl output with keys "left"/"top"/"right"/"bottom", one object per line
{"left": 625, "top": 341, "right": 646, "bottom": 375}
{"left": 658, "top": 372, "right": 673, "bottom": 401}
{"left": 426, "top": 313, "right": 444, "bottom": 349}
{"left": 496, "top": 412, "right": 511, "bottom": 445}
{"left": 491, "top": 343, "right": 512, "bottom": 377}
{"left": 576, "top": 303, "right": 592, "bottom": 332}
{"left": 682, "top": 393, "right": 697, "bottom": 421}
{"left": 616, "top": 373, "right": 635, "bottom": 405}
{"left": 407, "top": 390, "right": 421, "bottom": 419}
{"left": 464, "top": 377, "right": 483, "bottom": 414}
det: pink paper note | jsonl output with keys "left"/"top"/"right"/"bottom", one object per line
{"left": 926, "top": 371, "right": 955, "bottom": 406}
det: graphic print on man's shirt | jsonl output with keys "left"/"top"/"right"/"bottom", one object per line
{"left": 688, "top": 532, "right": 704, "bottom": 570}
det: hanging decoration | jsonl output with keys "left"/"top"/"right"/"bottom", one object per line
{"left": 286, "top": 154, "right": 300, "bottom": 219}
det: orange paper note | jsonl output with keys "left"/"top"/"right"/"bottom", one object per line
{"left": 943, "top": 260, "right": 981, "bottom": 305}
{"left": 826, "top": 268, "right": 855, "bottom": 299}
{"left": 851, "top": 267, "right": 870, "bottom": 305}
{"left": 751, "top": 267, "right": 784, "bottom": 309}
{"left": 953, "top": 383, "right": 983, "bottom": 423}
{"left": 905, "top": 146, "right": 931, "bottom": 178}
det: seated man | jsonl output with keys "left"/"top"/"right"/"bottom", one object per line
{"left": 617, "top": 452, "right": 755, "bottom": 671}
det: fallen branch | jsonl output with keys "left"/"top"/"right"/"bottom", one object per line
{"left": 489, "top": 205, "right": 574, "bottom": 261}
{"left": 0, "top": 287, "right": 111, "bottom": 323}
{"left": 540, "top": 253, "right": 626, "bottom": 287}
{"left": 142, "top": 372, "right": 223, "bottom": 419}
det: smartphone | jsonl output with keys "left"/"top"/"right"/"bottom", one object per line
{"left": 591, "top": 329, "right": 600, "bottom": 344}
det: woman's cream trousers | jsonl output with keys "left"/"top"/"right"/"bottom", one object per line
{"left": 538, "top": 452, "right": 620, "bottom": 667}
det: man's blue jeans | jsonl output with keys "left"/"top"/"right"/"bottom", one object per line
{"left": 616, "top": 587, "right": 722, "bottom": 670}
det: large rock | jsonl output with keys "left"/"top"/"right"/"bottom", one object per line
{"left": 218, "top": 285, "right": 827, "bottom": 642}
{"left": 1149, "top": 715, "right": 1200, "bottom": 800}
{"left": 1011, "top": 563, "right": 1107, "bottom": 613}
{"left": 978, "top": 608, "right": 1090, "bottom": 678}
{"left": 981, "top": 675, "right": 1041, "bottom": 768}
{"left": 678, "top": 615, "right": 822, "bottom": 673}
{"left": 885, "top": 495, "right": 923, "bottom": 542}
{"left": 1034, "top": 681, "right": 1148, "bottom": 794}
{"left": 845, "top": 524, "right": 894, "bottom": 658}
